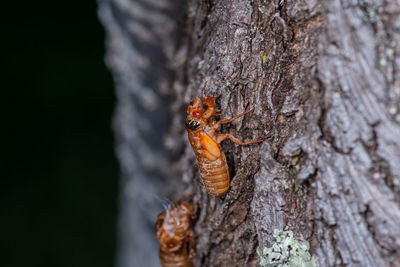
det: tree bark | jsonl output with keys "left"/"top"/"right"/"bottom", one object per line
{"left": 99, "top": 0, "right": 400, "bottom": 266}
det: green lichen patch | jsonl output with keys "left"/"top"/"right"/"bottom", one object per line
{"left": 257, "top": 230, "right": 316, "bottom": 267}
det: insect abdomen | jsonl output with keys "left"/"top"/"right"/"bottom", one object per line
{"left": 159, "top": 250, "right": 193, "bottom": 267}
{"left": 198, "top": 152, "right": 229, "bottom": 196}
{"left": 188, "top": 133, "right": 229, "bottom": 196}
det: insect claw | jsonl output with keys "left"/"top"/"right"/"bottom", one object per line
{"left": 200, "top": 78, "right": 210, "bottom": 97}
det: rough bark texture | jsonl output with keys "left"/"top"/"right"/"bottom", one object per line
{"left": 99, "top": 0, "right": 400, "bottom": 266}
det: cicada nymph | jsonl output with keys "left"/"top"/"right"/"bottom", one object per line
{"left": 185, "top": 96, "right": 264, "bottom": 196}
{"left": 155, "top": 201, "right": 196, "bottom": 267}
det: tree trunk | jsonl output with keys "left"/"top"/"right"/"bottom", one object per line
{"left": 99, "top": 0, "right": 400, "bottom": 266}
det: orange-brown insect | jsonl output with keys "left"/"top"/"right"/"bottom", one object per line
{"left": 155, "top": 201, "right": 196, "bottom": 267}
{"left": 186, "top": 96, "right": 264, "bottom": 196}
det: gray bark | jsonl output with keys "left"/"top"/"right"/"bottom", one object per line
{"left": 98, "top": 1, "right": 186, "bottom": 266}
{"left": 99, "top": 0, "right": 400, "bottom": 266}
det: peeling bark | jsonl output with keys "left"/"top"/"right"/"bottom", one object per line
{"left": 99, "top": 0, "right": 400, "bottom": 266}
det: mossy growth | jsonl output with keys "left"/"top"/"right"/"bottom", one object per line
{"left": 257, "top": 230, "right": 316, "bottom": 267}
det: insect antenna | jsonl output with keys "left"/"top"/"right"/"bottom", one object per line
{"left": 200, "top": 77, "right": 210, "bottom": 98}
{"left": 153, "top": 195, "right": 173, "bottom": 210}
{"left": 163, "top": 197, "right": 174, "bottom": 209}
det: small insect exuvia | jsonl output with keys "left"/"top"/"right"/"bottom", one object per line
{"left": 185, "top": 95, "right": 264, "bottom": 197}
{"left": 155, "top": 201, "right": 196, "bottom": 267}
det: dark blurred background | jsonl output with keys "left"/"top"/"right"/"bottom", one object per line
{"left": 2, "top": 1, "right": 118, "bottom": 267}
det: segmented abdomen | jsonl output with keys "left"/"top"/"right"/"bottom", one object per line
{"left": 188, "top": 133, "right": 229, "bottom": 196}
{"left": 198, "top": 152, "right": 229, "bottom": 196}
{"left": 159, "top": 250, "right": 193, "bottom": 267}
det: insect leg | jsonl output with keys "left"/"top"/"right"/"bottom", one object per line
{"left": 216, "top": 133, "right": 264, "bottom": 145}
{"left": 218, "top": 108, "right": 254, "bottom": 124}
{"left": 199, "top": 97, "right": 218, "bottom": 120}
{"left": 202, "top": 107, "right": 215, "bottom": 119}
{"left": 202, "top": 97, "right": 216, "bottom": 108}
{"left": 188, "top": 230, "right": 195, "bottom": 258}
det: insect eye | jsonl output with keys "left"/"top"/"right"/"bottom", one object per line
{"left": 192, "top": 110, "right": 202, "bottom": 117}
{"left": 185, "top": 120, "right": 200, "bottom": 130}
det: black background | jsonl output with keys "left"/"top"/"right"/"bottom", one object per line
{"left": 2, "top": 1, "right": 118, "bottom": 267}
